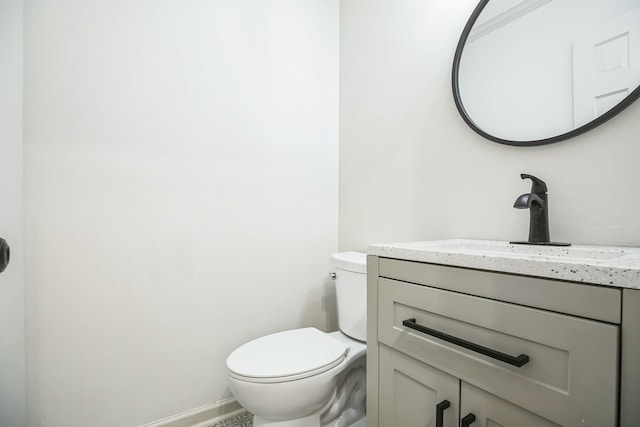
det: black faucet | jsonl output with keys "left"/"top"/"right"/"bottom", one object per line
{"left": 512, "top": 174, "right": 570, "bottom": 246}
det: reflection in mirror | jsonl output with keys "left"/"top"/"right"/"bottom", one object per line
{"left": 454, "top": 0, "right": 640, "bottom": 145}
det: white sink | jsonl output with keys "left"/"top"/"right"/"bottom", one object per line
{"left": 367, "top": 239, "right": 640, "bottom": 288}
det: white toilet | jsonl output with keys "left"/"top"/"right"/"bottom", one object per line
{"left": 226, "top": 252, "right": 368, "bottom": 427}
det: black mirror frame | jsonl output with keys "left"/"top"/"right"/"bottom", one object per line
{"left": 452, "top": 0, "right": 640, "bottom": 146}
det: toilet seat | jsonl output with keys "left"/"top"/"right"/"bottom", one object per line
{"left": 226, "top": 328, "right": 349, "bottom": 384}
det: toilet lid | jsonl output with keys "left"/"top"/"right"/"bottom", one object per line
{"left": 226, "top": 328, "right": 349, "bottom": 383}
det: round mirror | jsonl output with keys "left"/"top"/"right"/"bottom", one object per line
{"left": 453, "top": 0, "right": 640, "bottom": 146}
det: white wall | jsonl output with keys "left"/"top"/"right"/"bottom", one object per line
{"left": 339, "top": 0, "right": 640, "bottom": 251}
{"left": 0, "top": 0, "right": 26, "bottom": 425}
{"left": 24, "top": 1, "right": 339, "bottom": 426}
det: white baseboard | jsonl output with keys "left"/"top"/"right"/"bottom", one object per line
{"left": 137, "top": 399, "right": 243, "bottom": 427}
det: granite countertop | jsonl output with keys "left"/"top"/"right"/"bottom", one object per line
{"left": 367, "top": 239, "right": 640, "bottom": 289}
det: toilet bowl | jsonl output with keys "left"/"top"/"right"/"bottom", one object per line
{"left": 226, "top": 252, "right": 368, "bottom": 427}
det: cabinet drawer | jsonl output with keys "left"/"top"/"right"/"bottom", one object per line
{"left": 379, "top": 258, "right": 621, "bottom": 323}
{"left": 378, "top": 278, "right": 619, "bottom": 426}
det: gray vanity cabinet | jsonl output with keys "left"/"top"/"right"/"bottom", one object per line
{"left": 367, "top": 256, "right": 623, "bottom": 427}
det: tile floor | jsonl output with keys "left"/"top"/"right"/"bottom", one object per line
{"left": 208, "top": 411, "right": 253, "bottom": 427}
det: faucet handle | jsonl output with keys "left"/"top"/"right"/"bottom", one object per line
{"left": 520, "top": 173, "right": 547, "bottom": 194}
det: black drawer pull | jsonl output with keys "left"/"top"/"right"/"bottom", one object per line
{"left": 436, "top": 400, "right": 450, "bottom": 427}
{"left": 402, "top": 318, "right": 530, "bottom": 368}
{"left": 461, "top": 413, "right": 476, "bottom": 426}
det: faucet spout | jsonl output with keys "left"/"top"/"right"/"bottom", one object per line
{"left": 513, "top": 193, "right": 544, "bottom": 209}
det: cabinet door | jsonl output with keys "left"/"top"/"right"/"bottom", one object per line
{"left": 379, "top": 345, "right": 459, "bottom": 427}
{"left": 460, "top": 382, "right": 559, "bottom": 427}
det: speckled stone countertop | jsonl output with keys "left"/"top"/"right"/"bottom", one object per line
{"left": 367, "top": 239, "right": 640, "bottom": 289}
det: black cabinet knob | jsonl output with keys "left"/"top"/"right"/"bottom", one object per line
{"left": 0, "top": 238, "right": 10, "bottom": 273}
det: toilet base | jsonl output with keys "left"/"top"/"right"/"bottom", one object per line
{"left": 252, "top": 368, "right": 366, "bottom": 427}
{"left": 253, "top": 412, "right": 321, "bottom": 427}
{"left": 253, "top": 413, "right": 366, "bottom": 427}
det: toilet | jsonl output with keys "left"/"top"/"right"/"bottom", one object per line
{"left": 226, "top": 252, "right": 368, "bottom": 427}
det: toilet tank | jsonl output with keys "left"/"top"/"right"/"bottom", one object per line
{"left": 331, "top": 252, "right": 367, "bottom": 342}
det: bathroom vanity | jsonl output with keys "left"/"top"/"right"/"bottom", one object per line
{"left": 366, "top": 240, "right": 640, "bottom": 427}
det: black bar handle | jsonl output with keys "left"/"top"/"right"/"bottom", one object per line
{"left": 436, "top": 400, "right": 450, "bottom": 427}
{"left": 402, "top": 318, "right": 530, "bottom": 368}
{"left": 461, "top": 413, "right": 476, "bottom": 426}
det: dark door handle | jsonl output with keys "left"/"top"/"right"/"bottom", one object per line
{"left": 436, "top": 399, "right": 450, "bottom": 427}
{"left": 402, "top": 318, "right": 530, "bottom": 368}
{"left": 461, "top": 413, "right": 476, "bottom": 426}
{"left": 0, "top": 238, "right": 9, "bottom": 273}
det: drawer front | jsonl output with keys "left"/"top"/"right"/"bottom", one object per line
{"left": 378, "top": 278, "right": 619, "bottom": 426}
{"left": 379, "top": 258, "right": 621, "bottom": 323}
